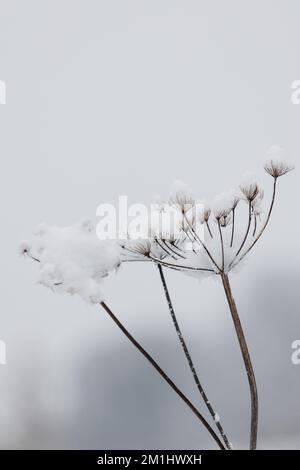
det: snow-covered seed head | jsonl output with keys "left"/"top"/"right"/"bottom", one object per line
{"left": 212, "top": 193, "right": 234, "bottom": 220}
{"left": 264, "top": 146, "right": 295, "bottom": 178}
{"left": 182, "top": 205, "right": 197, "bottom": 231}
{"left": 169, "top": 181, "right": 195, "bottom": 214}
{"left": 213, "top": 209, "right": 228, "bottom": 221}
{"left": 219, "top": 213, "right": 232, "bottom": 227}
{"left": 239, "top": 173, "right": 260, "bottom": 202}
{"left": 18, "top": 241, "right": 31, "bottom": 256}
{"left": 130, "top": 239, "right": 152, "bottom": 257}
{"left": 250, "top": 187, "right": 264, "bottom": 211}
{"left": 200, "top": 205, "right": 211, "bottom": 223}
{"left": 228, "top": 189, "right": 240, "bottom": 210}
{"left": 264, "top": 161, "right": 294, "bottom": 178}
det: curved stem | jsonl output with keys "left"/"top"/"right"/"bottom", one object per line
{"left": 100, "top": 301, "right": 226, "bottom": 450}
{"left": 237, "top": 178, "right": 277, "bottom": 265}
{"left": 220, "top": 274, "right": 258, "bottom": 450}
{"left": 155, "top": 238, "right": 176, "bottom": 259}
{"left": 217, "top": 220, "right": 225, "bottom": 272}
{"left": 149, "top": 255, "right": 214, "bottom": 273}
{"left": 122, "top": 258, "right": 150, "bottom": 263}
{"left": 172, "top": 239, "right": 185, "bottom": 253}
{"left": 164, "top": 240, "right": 186, "bottom": 259}
{"left": 206, "top": 221, "right": 213, "bottom": 239}
{"left": 186, "top": 230, "right": 198, "bottom": 254}
{"left": 121, "top": 246, "right": 147, "bottom": 258}
{"left": 230, "top": 209, "right": 235, "bottom": 248}
{"left": 25, "top": 251, "right": 40, "bottom": 263}
{"left": 252, "top": 215, "right": 257, "bottom": 237}
{"left": 157, "top": 264, "right": 232, "bottom": 449}
{"left": 235, "top": 201, "right": 252, "bottom": 258}
{"left": 183, "top": 214, "right": 221, "bottom": 272}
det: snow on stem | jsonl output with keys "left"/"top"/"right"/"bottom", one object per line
{"left": 148, "top": 254, "right": 214, "bottom": 273}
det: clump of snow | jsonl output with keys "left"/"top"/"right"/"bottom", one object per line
{"left": 214, "top": 413, "right": 220, "bottom": 423}
{"left": 22, "top": 221, "right": 121, "bottom": 303}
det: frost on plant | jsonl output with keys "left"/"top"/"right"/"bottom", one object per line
{"left": 122, "top": 146, "right": 294, "bottom": 278}
{"left": 21, "top": 146, "right": 295, "bottom": 450}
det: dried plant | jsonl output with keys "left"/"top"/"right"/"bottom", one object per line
{"left": 20, "top": 223, "right": 225, "bottom": 449}
{"left": 21, "top": 146, "right": 294, "bottom": 450}
{"left": 122, "top": 147, "right": 294, "bottom": 449}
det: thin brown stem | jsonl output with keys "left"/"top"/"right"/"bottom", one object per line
{"left": 186, "top": 230, "right": 197, "bottom": 254}
{"left": 235, "top": 201, "right": 252, "bottom": 258}
{"left": 25, "top": 251, "right": 40, "bottom": 263}
{"left": 164, "top": 240, "right": 186, "bottom": 259}
{"left": 149, "top": 255, "right": 214, "bottom": 273}
{"left": 230, "top": 209, "right": 235, "bottom": 248}
{"left": 172, "top": 239, "right": 185, "bottom": 253}
{"left": 183, "top": 213, "right": 221, "bottom": 272}
{"left": 237, "top": 178, "right": 277, "bottom": 264}
{"left": 121, "top": 245, "right": 147, "bottom": 258}
{"left": 217, "top": 220, "right": 225, "bottom": 272}
{"left": 206, "top": 221, "right": 213, "bottom": 239}
{"left": 155, "top": 238, "right": 176, "bottom": 259}
{"left": 100, "top": 301, "right": 226, "bottom": 450}
{"left": 157, "top": 265, "right": 231, "bottom": 449}
{"left": 252, "top": 215, "right": 257, "bottom": 237}
{"left": 121, "top": 259, "right": 150, "bottom": 263}
{"left": 220, "top": 274, "right": 258, "bottom": 450}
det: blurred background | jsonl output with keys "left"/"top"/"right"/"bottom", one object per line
{"left": 0, "top": 0, "right": 299, "bottom": 449}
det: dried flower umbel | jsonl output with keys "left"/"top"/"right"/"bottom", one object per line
{"left": 22, "top": 146, "right": 294, "bottom": 451}
{"left": 264, "top": 145, "right": 295, "bottom": 178}
{"left": 123, "top": 147, "right": 295, "bottom": 450}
